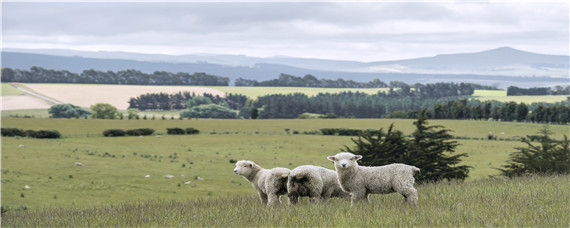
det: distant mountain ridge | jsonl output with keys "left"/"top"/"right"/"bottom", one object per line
{"left": 1, "top": 47, "right": 568, "bottom": 88}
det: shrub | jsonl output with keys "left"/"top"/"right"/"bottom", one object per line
{"left": 185, "top": 128, "right": 200, "bottom": 135}
{"left": 1, "top": 128, "right": 61, "bottom": 138}
{"left": 126, "top": 128, "right": 155, "bottom": 136}
{"left": 320, "top": 128, "right": 363, "bottom": 136}
{"left": 33, "top": 130, "right": 62, "bottom": 139}
{"left": 167, "top": 128, "right": 186, "bottom": 135}
{"left": 1, "top": 128, "right": 26, "bottom": 137}
{"left": 499, "top": 127, "right": 569, "bottom": 177}
{"left": 103, "top": 129, "right": 127, "bottom": 137}
{"left": 48, "top": 104, "right": 91, "bottom": 118}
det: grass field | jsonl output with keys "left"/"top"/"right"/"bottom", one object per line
{"left": 471, "top": 89, "right": 569, "bottom": 103}
{"left": 2, "top": 118, "right": 568, "bottom": 211}
{"left": 1, "top": 84, "right": 24, "bottom": 96}
{"left": 2, "top": 174, "right": 568, "bottom": 227}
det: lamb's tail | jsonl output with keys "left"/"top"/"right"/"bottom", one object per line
{"left": 412, "top": 166, "right": 420, "bottom": 176}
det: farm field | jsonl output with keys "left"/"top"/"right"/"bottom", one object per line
{"left": 2, "top": 118, "right": 568, "bottom": 211}
{"left": 2, "top": 83, "right": 567, "bottom": 113}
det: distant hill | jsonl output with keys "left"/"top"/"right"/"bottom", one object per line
{"left": 1, "top": 47, "right": 568, "bottom": 88}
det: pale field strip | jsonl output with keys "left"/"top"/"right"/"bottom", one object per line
{"left": 16, "top": 83, "right": 226, "bottom": 110}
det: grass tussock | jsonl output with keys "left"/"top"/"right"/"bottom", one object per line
{"left": 2, "top": 174, "right": 568, "bottom": 227}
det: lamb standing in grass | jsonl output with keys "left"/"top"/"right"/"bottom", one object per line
{"left": 233, "top": 160, "right": 290, "bottom": 206}
{"left": 287, "top": 165, "right": 349, "bottom": 204}
{"left": 327, "top": 152, "right": 420, "bottom": 205}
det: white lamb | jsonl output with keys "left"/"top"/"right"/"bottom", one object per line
{"left": 233, "top": 160, "right": 290, "bottom": 206}
{"left": 287, "top": 165, "right": 349, "bottom": 204}
{"left": 327, "top": 152, "right": 420, "bottom": 205}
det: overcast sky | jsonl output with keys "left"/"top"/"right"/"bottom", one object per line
{"left": 2, "top": 1, "right": 569, "bottom": 62}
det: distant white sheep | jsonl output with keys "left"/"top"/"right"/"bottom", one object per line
{"left": 163, "top": 174, "right": 174, "bottom": 179}
{"left": 327, "top": 152, "right": 420, "bottom": 205}
{"left": 233, "top": 160, "right": 290, "bottom": 206}
{"left": 287, "top": 165, "right": 349, "bottom": 204}
{"left": 24, "top": 185, "right": 31, "bottom": 190}
{"left": 144, "top": 175, "right": 151, "bottom": 178}
{"left": 75, "top": 162, "right": 83, "bottom": 166}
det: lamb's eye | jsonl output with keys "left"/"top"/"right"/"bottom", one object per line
{"left": 244, "top": 165, "right": 248, "bottom": 167}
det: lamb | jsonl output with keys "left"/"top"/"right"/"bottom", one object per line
{"left": 287, "top": 165, "right": 349, "bottom": 204}
{"left": 233, "top": 160, "right": 290, "bottom": 206}
{"left": 327, "top": 152, "right": 420, "bottom": 205}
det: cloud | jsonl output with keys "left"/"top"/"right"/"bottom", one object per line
{"left": 2, "top": 1, "right": 568, "bottom": 61}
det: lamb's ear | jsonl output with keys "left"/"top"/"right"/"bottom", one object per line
{"left": 249, "top": 163, "right": 253, "bottom": 168}
{"left": 354, "top": 155, "right": 363, "bottom": 161}
{"left": 327, "top": 156, "right": 337, "bottom": 162}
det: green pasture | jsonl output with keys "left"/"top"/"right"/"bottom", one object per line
{"left": 2, "top": 118, "right": 568, "bottom": 211}
{"left": 471, "top": 89, "right": 569, "bottom": 103}
{"left": 3, "top": 175, "right": 568, "bottom": 227}
{"left": 1, "top": 84, "right": 24, "bottom": 96}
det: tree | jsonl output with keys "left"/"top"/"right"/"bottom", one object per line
{"left": 48, "top": 104, "right": 91, "bottom": 118}
{"left": 344, "top": 109, "right": 471, "bottom": 184}
{"left": 344, "top": 124, "right": 409, "bottom": 166}
{"left": 90, "top": 103, "right": 119, "bottom": 119}
{"left": 180, "top": 104, "right": 236, "bottom": 119}
{"left": 187, "top": 96, "right": 212, "bottom": 108}
{"left": 407, "top": 109, "right": 471, "bottom": 182}
{"left": 126, "top": 108, "right": 140, "bottom": 120}
{"left": 499, "top": 127, "right": 569, "bottom": 177}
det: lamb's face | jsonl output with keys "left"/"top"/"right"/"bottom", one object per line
{"left": 327, "top": 152, "right": 362, "bottom": 170}
{"left": 233, "top": 160, "right": 255, "bottom": 176}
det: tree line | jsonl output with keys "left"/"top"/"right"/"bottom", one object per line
{"left": 127, "top": 92, "right": 247, "bottom": 111}
{"left": 391, "top": 99, "right": 570, "bottom": 124}
{"left": 1, "top": 67, "right": 229, "bottom": 86}
{"left": 235, "top": 73, "right": 498, "bottom": 91}
{"left": 507, "top": 85, "right": 570, "bottom": 96}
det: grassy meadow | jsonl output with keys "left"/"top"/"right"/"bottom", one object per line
{"left": 2, "top": 174, "right": 568, "bottom": 227}
{"left": 2, "top": 118, "right": 568, "bottom": 211}
{"left": 1, "top": 84, "right": 24, "bottom": 96}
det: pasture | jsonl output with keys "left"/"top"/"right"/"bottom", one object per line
{"left": 3, "top": 175, "right": 568, "bottom": 227}
{"left": 2, "top": 118, "right": 568, "bottom": 211}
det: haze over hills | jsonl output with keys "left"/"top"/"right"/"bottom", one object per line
{"left": 1, "top": 47, "right": 568, "bottom": 88}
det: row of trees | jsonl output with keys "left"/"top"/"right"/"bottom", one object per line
{"left": 253, "top": 92, "right": 445, "bottom": 119}
{"left": 507, "top": 85, "right": 570, "bottom": 96}
{"left": 235, "top": 74, "right": 389, "bottom": 88}
{"left": 127, "top": 92, "right": 247, "bottom": 111}
{"left": 236, "top": 73, "right": 496, "bottom": 93}
{"left": 1, "top": 67, "right": 229, "bottom": 86}
{"left": 404, "top": 99, "right": 569, "bottom": 124}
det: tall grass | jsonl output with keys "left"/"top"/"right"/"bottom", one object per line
{"left": 2, "top": 174, "right": 568, "bottom": 227}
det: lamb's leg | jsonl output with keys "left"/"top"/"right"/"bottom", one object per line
{"left": 350, "top": 189, "right": 367, "bottom": 206}
{"left": 257, "top": 191, "right": 268, "bottom": 205}
{"left": 288, "top": 195, "right": 299, "bottom": 205}
{"left": 400, "top": 187, "right": 418, "bottom": 205}
{"left": 267, "top": 193, "right": 280, "bottom": 206}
